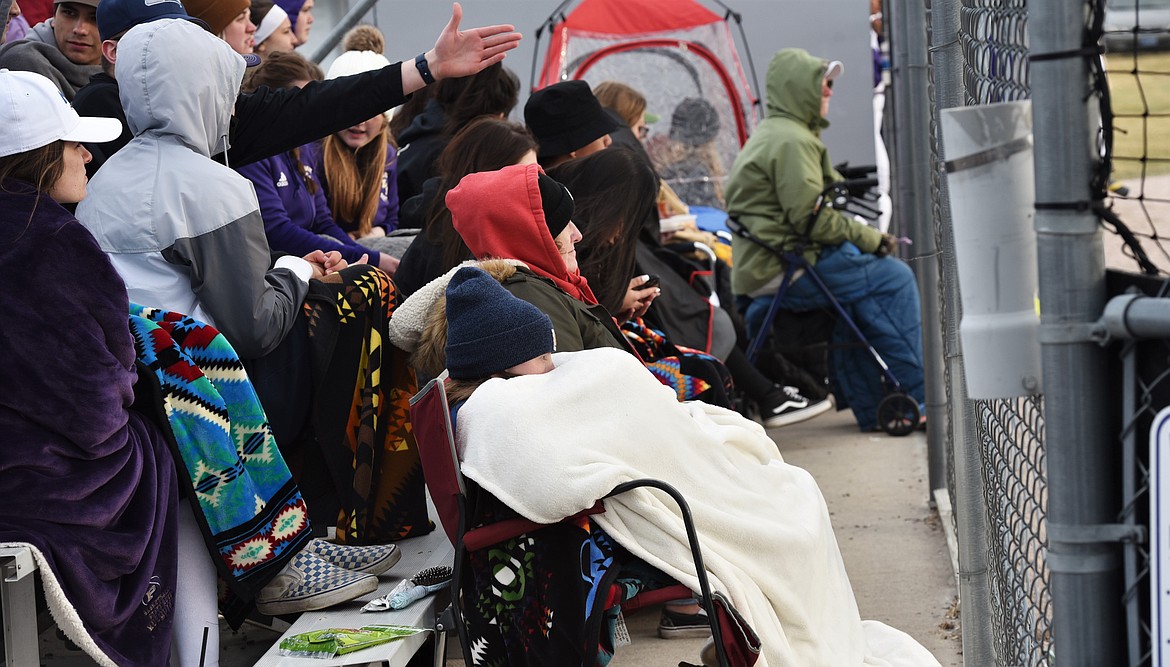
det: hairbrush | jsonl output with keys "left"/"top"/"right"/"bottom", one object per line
{"left": 389, "top": 566, "right": 453, "bottom": 609}
{"left": 361, "top": 565, "right": 453, "bottom": 612}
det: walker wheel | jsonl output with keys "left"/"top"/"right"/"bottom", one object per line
{"left": 876, "top": 394, "right": 920, "bottom": 437}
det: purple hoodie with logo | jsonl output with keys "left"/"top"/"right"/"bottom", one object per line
{"left": 236, "top": 150, "right": 380, "bottom": 266}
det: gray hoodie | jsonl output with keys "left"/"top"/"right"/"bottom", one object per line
{"left": 0, "top": 20, "right": 100, "bottom": 98}
{"left": 77, "top": 19, "right": 310, "bottom": 358}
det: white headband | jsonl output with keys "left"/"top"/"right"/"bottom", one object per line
{"left": 255, "top": 4, "right": 289, "bottom": 46}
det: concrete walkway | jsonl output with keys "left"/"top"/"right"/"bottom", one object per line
{"left": 36, "top": 408, "right": 960, "bottom": 667}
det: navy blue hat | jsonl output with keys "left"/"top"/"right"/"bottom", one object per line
{"left": 98, "top": 0, "right": 207, "bottom": 41}
{"left": 445, "top": 267, "right": 555, "bottom": 380}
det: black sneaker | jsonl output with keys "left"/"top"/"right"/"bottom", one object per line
{"left": 757, "top": 385, "right": 832, "bottom": 428}
{"left": 658, "top": 607, "right": 713, "bottom": 639}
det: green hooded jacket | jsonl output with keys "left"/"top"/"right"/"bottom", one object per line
{"left": 725, "top": 48, "right": 883, "bottom": 296}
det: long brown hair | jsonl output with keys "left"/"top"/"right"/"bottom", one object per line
{"left": 426, "top": 118, "right": 537, "bottom": 270}
{"left": 0, "top": 141, "right": 66, "bottom": 239}
{"left": 436, "top": 62, "right": 519, "bottom": 136}
{"left": 320, "top": 114, "right": 392, "bottom": 236}
{"left": 548, "top": 147, "right": 658, "bottom": 315}
{"left": 0, "top": 141, "right": 65, "bottom": 194}
{"left": 241, "top": 51, "right": 322, "bottom": 193}
{"left": 444, "top": 377, "right": 490, "bottom": 405}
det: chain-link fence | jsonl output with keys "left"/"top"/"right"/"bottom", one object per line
{"left": 958, "top": 0, "right": 1030, "bottom": 104}
{"left": 912, "top": 0, "right": 1055, "bottom": 663}
{"left": 975, "top": 396, "right": 1051, "bottom": 665}
{"left": 890, "top": 0, "right": 1170, "bottom": 662}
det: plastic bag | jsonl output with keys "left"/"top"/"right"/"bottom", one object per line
{"left": 277, "top": 624, "right": 427, "bottom": 659}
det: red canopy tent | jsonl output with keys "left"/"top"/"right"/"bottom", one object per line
{"left": 533, "top": 0, "right": 761, "bottom": 206}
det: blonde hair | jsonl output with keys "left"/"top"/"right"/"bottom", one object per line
{"left": 342, "top": 24, "right": 384, "bottom": 54}
{"left": 593, "top": 80, "right": 647, "bottom": 129}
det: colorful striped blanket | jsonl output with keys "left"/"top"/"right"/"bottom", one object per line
{"left": 129, "top": 304, "right": 312, "bottom": 625}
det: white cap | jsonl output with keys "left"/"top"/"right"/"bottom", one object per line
{"left": 327, "top": 51, "right": 394, "bottom": 119}
{"left": 0, "top": 70, "right": 122, "bottom": 158}
{"left": 824, "top": 60, "right": 844, "bottom": 82}
{"left": 326, "top": 50, "right": 392, "bottom": 80}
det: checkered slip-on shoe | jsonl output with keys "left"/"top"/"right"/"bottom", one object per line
{"left": 255, "top": 550, "right": 378, "bottom": 616}
{"left": 305, "top": 539, "right": 402, "bottom": 575}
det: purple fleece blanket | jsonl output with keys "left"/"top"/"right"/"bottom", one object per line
{"left": 0, "top": 181, "right": 179, "bottom": 666}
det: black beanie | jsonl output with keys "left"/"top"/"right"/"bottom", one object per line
{"left": 537, "top": 173, "right": 574, "bottom": 239}
{"left": 445, "top": 267, "right": 556, "bottom": 380}
{"left": 669, "top": 97, "right": 721, "bottom": 147}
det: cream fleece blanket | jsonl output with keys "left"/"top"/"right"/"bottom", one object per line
{"left": 456, "top": 348, "right": 940, "bottom": 667}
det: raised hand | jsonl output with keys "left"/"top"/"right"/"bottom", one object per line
{"left": 428, "top": 3, "right": 521, "bottom": 80}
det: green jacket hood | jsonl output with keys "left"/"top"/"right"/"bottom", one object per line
{"left": 765, "top": 48, "right": 829, "bottom": 132}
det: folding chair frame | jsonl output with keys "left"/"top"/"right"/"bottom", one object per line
{"left": 409, "top": 376, "right": 731, "bottom": 667}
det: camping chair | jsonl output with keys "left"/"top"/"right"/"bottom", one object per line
{"left": 727, "top": 176, "right": 921, "bottom": 437}
{"left": 408, "top": 375, "right": 735, "bottom": 667}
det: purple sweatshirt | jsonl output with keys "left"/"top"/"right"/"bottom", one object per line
{"left": 300, "top": 141, "right": 401, "bottom": 233}
{"left": 236, "top": 151, "right": 380, "bottom": 265}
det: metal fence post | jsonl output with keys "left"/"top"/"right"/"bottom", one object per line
{"left": 925, "top": 0, "right": 997, "bottom": 662}
{"left": 889, "top": 0, "right": 944, "bottom": 499}
{"left": 1028, "top": 0, "right": 1124, "bottom": 662}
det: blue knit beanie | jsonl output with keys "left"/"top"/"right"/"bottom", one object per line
{"left": 445, "top": 267, "right": 556, "bottom": 379}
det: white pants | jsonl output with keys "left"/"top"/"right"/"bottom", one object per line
{"left": 171, "top": 502, "right": 221, "bottom": 667}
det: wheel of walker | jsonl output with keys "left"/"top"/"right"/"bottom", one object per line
{"left": 876, "top": 394, "right": 920, "bottom": 437}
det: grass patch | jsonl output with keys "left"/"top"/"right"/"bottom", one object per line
{"left": 1105, "top": 50, "right": 1170, "bottom": 180}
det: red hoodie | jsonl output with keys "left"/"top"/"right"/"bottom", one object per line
{"left": 446, "top": 163, "right": 599, "bottom": 305}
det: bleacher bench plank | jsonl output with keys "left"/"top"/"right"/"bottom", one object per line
{"left": 253, "top": 509, "right": 454, "bottom": 667}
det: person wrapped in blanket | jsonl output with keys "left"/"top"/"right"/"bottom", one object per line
{"left": 439, "top": 265, "right": 943, "bottom": 667}
{"left": 0, "top": 69, "right": 398, "bottom": 667}
{"left": 438, "top": 266, "right": 678, "bottom": 666}
{"left": 76, "top": 18, "right": 434, "bottom": 546}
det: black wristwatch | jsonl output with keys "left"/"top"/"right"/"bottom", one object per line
{"left": 414, "top": 53, "right": 436, "bottom": 85}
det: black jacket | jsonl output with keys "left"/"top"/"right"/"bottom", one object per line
{"left": 72, "top": 61, "right": 409, "bottom": 177}
{"left": 71, "top": 73, "right": 131, "bottom": 178}
{"left": 394, "top": 98, "right": 449, "bottom": 204}
{"left": 393, "top": 176, "right": 447, "bottom": 298}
